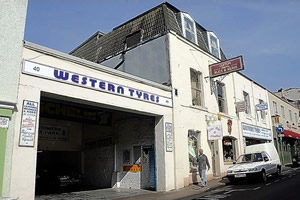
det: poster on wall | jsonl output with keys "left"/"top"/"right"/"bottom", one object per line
{"left": 38, "top": 125, "right": 69, "bottom": 141}
{"left": 0, "top": 117, "right": 9, "bottom": 128}
{"left": 208, "top": 125, "right": 223, "bottom": 140}
{"left": 165, "top": 122, "right": 173, "bottom": 152}
{"left": 19, "top": 100, "right": 38, "bottom": 147}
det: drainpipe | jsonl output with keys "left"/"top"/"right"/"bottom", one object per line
{"left": 114, "top": 51, "right": 126, "bottom": 70}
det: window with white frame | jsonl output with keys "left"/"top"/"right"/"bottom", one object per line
{"left": 259, "top": 99, "right": 266, "bottom": 120}
{"left": 180, "top": 13, "right": 198, "bottom": 45}
{"left": 217, "top": 82, "right": 227, "bottom": 113}
{"left": 207, "top": 31, "right": 221, "bottom": 59}
{"left": 190, "top": 69, "right": 203, "bottom": 106}
{"left": 289, "top": 109, "right": 292, "bottom": 121}
{"left": 281, "top": 105, "right": 285, "bottom": 118}
{"left": 243, "top": 91, "right": 251, "bottom": 114}
{"left": 295, "top": 113, "right": 298, "bottom": 123}
{"left": 273, "top": 101, "right": 278, "bottom": 114}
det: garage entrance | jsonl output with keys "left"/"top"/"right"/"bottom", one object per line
{"left": 35, "top": 95, "right": 157, "bottom": 195}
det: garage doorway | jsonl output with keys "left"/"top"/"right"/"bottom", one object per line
{"left": 35, "top": 95, "right": 156, "bottom": 195}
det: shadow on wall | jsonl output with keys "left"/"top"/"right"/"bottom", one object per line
{"left": 111, "top": 146, "right": 156, "bottom": 191}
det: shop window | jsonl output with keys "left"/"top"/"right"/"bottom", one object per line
{"left": 217, "top": 82, "right": 227, "bottom": 113}
{"left": 273, "top": 101, "right": 278, "bottom": 114}
{"left": 243, "top": 91, "right": 251, "bottom": 114}
{"left": 180, "top": 13, "right": 198, "bottom": 45}
{"left": 281, "top": 105, "right": 285, "bottom": 118}
{"left": 207, "top": 31, "right": 221, "bottom": 59}
{"left": 223, "top": 137, "right": 236, "bottom": 162}
{"left": 188, "top": 130, "right": 200, "bottom": 172}
{"left": 190, "top": 69, "right": 203, "bottom": 107}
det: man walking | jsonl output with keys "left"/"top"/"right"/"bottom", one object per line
{"left": 197, "top": 148, "right": 210, "bottom": 187}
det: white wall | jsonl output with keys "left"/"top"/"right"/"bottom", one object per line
{"left": 0, "top": 1, "right": 28, "bottom": 197}
{"left": 116, "top": 117, "right": 154, "bottom": 189}
{"left": 168, "top": 32, "right": 240, "bottom": 188}
{"left": 232, "top": 73, "right": 273, "bottom": 150}
{"left": 9, "top": 46, "right": 174, "bottom": 199}
{"left": 233, "top": 73, "right": 272, "bottom": 129}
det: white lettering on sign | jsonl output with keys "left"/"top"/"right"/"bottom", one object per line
{"left": 0, "top": 117, "right": 9, "bottom": 128}
{"left": 19, "top": 100, "right": 38, "bottom": 147}
{"left": 22, "top": 60, "right": 172, "bottom": 107}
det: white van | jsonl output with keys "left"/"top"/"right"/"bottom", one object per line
{"left": 227, "top": 143, "right": 282, "bottom": 183}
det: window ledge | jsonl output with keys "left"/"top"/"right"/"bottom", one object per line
{"left": 245, "top": 114, "right": 253, "bottom": 120}
{"left": 218, "top": 112, "right": 232, "bottom": 119}
{"left": 181, "top": 105, "right": 208, "bottom": 112}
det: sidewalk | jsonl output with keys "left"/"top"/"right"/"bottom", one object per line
{"left": 120, "top": 165, "right": 293, "bottom": 200}
{"left": 119, "top": 177, "right": 226, "bottom": 200}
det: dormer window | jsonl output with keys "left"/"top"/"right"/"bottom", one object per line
{"left": 180, "top": 13, "right": 198, "bottom": 45}
{"left": 207, "top": 31, "right": 220, "bottom": 59}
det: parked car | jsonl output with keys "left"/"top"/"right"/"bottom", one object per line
{"left": 227, "top": 143, "right": 281, "bottom": 183}
{"left": 292, "top": 151, "right": 300, "bottom": 167}
{"left": 36, "top": 168, "right": 84, "bottom": 193}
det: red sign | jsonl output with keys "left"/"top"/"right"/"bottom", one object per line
{"left": 209, "top": 56, "right": 244, "bottom": 78}
{"left": 123, "top": 165, "right": 142, "bottom": 172}
{"left": 227, "top": 119, "right": 232, "bottom": 134}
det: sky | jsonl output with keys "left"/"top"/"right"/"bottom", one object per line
{"left": 24, "top": 0, "right": 300, "bottom": 92}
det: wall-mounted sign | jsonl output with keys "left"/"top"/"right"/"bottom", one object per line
{"left": 0, "top": 117, "right": 9, "bottom": 128}
{"left": 208, "top": 125, "right": 223, "bottom": 140}
{"left": 40, "top": 100, "right": 112, "bottom": 126}
{"left": 19, "top": 100, "right": 38, "bottom": 147}
{"left": 227, "top": 119, "right": 232, "bottom": 134}
{"left": 242, "top": 123, "right": 272, "bottom": 140}
{"left": 209, "top": 56, "right": 244, "bottom": 78}
{"left": 23, "top": 60, "right": 172, "bottom": 107}
{"left": 123, "top": 165, "right": 142, "bottom": 172}
{"left": 235, "top": 101, "right": 246, "bottom": 113}
{"left": 165, "top": 122, "right": 173, "bottom": 152}
{"left": 38, "top": 125, "right": 69, "bottom": 141}
{"left": 256, "top": 103, "right": 268, "bottom": 111}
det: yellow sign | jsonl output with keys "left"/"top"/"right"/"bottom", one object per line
{"left": 123, "top": 165, "right": 142, "bottom": 172}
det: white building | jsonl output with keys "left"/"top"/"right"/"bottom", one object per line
{"left": 8, "top": 42, "right": 174, "bottom": 199}
{"left": 71, "top": 2, "right": 272, "bottom": 189}
{"left": 232, "top": 73, "right": 273, "bottom": 151}
{"left": 2, "top": 2, "right": 278, "bottom": 199}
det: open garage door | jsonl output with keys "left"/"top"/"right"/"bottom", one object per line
{"left": 35, "top": 95, "right": 156, "bottom": 195}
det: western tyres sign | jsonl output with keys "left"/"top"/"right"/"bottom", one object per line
{"left": 22, "top": 60, "right": 172, "bottom": 107}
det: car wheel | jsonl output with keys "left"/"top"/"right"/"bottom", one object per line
{"left": 228, "top": 177, "right": 236, "bottom": 185}
{"left": 261, "top": 170, "right": 267, "bottom": 182}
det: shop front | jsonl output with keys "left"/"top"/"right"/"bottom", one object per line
{"left": 8, "top": 42, "right": 174, "bottom": 200}
{"left": 241, "top": 123, "right": 272, "bottom": 149}
{"left": 275, "top": 129, "right": 300, "bottom": 165}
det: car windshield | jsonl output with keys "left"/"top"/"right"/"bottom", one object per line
{"left": 236, "top": 153, "right": 263, "bottom": 164}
